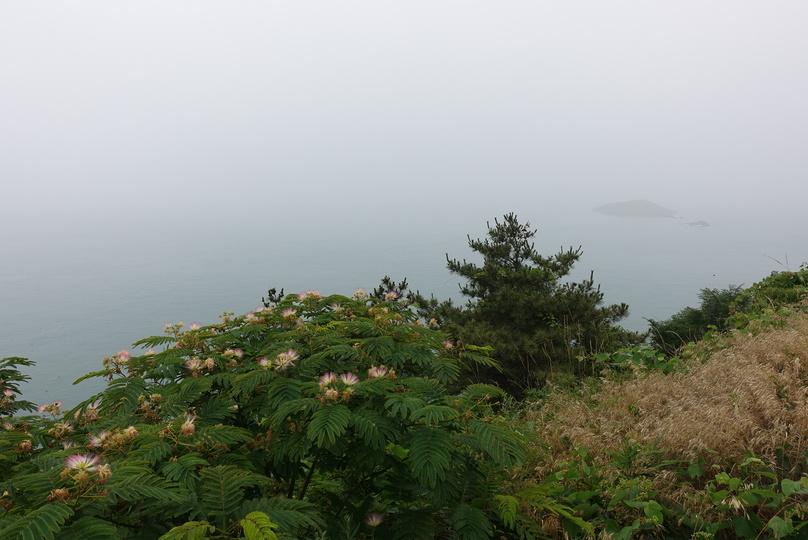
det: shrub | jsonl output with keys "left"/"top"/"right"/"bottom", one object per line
{"left": 0, "top": 291, "right": 527, "bottom": 539}
{"left": 650, "top": 268, "right": 808, "bottom": 357}
{"left": 729, "top": 268, "right": 808, "bottom": 330}
{"left": 519, "top": 447, "right": 808, "bottom": 539}
{"left": 593, "top": 345, "right": 681, "bottom": 376}
{"left": 648, "top": 286, "right": 743, "bottom": 356}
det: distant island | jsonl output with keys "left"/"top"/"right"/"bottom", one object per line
{"left": 687, "top": 220, "right": 710, "bottom": 228}
{"left": 594, "top": 199, "right": 677, "bottom": 218}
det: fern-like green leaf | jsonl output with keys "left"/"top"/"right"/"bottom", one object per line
{"left": 240, "top": 497, "right": 323, "bottom": 535}
{"left": 459, "top": 384, "right": 505, "bottom": 404}
{"left": 129, "top": 440, "right": 173, "bottom": 464}
{"left": 199, "top": 466, "right": 264, "bottom": 526}
{"left": 467, "top": 419, "right": 525, "bottom": 467}
{"left": 306, "top": 405, "right": 350, "bottom": 448}
{"left": 451, "top": 503, "right": 493, "bottom": 540}
{"left": 408, "top": 427, "right": 452, "bottom": 487}
{"left": 411, "top": 404, "right": 459, "bottom": 426}
{"left": 269, "top": 398, "right": 320, "bottom": 428}
{"left": 391, "top": 510, "right": 435, "bottom": 540}
{"left": 162, "top": 453, "right": 209, "bottom": 491}
{"left": 133, "top": 335, "right": 178, "bottom": 348}
{"left": 0, "top": 503, "right": 73, "bottom": 540}
{"left": 240, "top": 511, "right": 279, "bottom": 540}
{"left": 72, "top": 369, "right": 111, "bottom": 385}
{"left": 58, "top": 517, "right": 119, "bottom": 540}
{"left": 493, "top": 495, "right": 518, "bottom": 529}
{"left": 158, "top": 521, "right": 215, "bottom": 540}
{"left": 351, "top": 409, "right": 395, "bottom": 450}
{"left": 197, "top": 424, "right": 253, "bottom": 446}
{"left": 385, "top": 395, "right": 426, "bottom": 420}
{"left": 431, "top": 356, "right": 461, "bottom": 383}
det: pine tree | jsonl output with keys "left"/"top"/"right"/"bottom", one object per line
{"left": 425, "top": 213, "right": 638, "bottom": 391}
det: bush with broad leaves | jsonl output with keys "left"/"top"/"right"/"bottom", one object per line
{"left": 0, "top": 291, "right": 526, "bottom": 539}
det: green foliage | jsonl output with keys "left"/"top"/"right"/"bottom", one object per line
{"left": 651, "top": 268, "right": 808, "bottom": 356}
{"left": 729, "top": 267, "right": 808, "bottom": 329}
{"left": 240, "top": 512, "right": 279, "bottom": 540}
{"left": 199, "top": 466, "right": 264, "bottom": 527}
{"left": 306, "top": 405, "right": 350, "bottom": 448}
{"left": 594, "top": 345, "right": 681, "bottom": 376}
{"left": 0, "top": 503, "right": 73, "bottom": 540}
{"left": 649, "top": 285, "right": 744, "bottom": 355}
{"left": 506, "top": 447, "right": 808, "bottom": 539}
{"left": 416, "top": 213, "right": 641, "bottom": 392}
{"left": 160, "top": 521, "right": 216, "bottom": 540}
{"left": 0, "top": 291, "right": 527, "bottom": 539}
{"left": 0, "top": 357, "right": 36, "bottom": 417}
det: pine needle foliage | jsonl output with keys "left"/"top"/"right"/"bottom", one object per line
{"left": 415, "top": 213, "right": 641, "bottom": 392}
{"left": 0, "top": 290, "right": 528, "bottom": 539}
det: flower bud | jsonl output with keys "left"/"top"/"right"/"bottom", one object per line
{"left": 180, "top": 415, "right": 196, "bottom": 437}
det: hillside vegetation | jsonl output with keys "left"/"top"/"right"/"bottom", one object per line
{"left": 0, "top": 216, "right": 807, "bottom": 539}
{"left": 538, "top": 310, "right": 808, "bottom": 466}
{"left": 512, "top": 271, "right": 808, "bottom": 539}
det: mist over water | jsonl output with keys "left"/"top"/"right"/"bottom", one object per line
{"left": 2, "top": 2, "right": 807, "bottom": 404}
{"left": 3, "top": 206, "right": 805, "bottom": 405}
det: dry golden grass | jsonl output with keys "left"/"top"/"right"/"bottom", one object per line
{"left": 531, "top": 314, "right": 808, "bottom": 472}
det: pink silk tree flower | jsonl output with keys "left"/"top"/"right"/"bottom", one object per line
{"left": 64, "top": 454, "right": 100, "bottom": 472}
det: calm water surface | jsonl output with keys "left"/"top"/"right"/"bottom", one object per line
{"left": 1, "top": 206, "right": 805, "bottom": 406}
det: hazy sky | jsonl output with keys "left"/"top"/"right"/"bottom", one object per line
{"left": 2, "top": 1, "right": 807, "bottom": 225}
{"left": 3, "top": 2, "right": 808, "bottom": 404}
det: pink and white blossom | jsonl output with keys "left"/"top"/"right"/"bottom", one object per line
{"left": 64, "top": 454, "right": 100, "bottom": 471}
{"left": 319, "top": 372, "right": 337, "bottom": 387}
{"left": 352, "top": 289, "right": 368, "bottom": 300}
{"left": 38, "top": 401, "right": 62, "bottom": 415}
{"left": 97, "top": 463, "right": 112, "bottom": 483}
{"left": 180, "top": 415, "right": 196, "bottom": 437}
{"left": 383, "top": 291, "right": 399, "bottom": 301}
{"left": 185, "top": 358, "right": 203, "bottom": 372}
{"left": 339, "top": 372, "right": 359, "bottom": 386}
{"left": 87, "top": 431, "right": 109, "bottom": 448}
{"left": 298, "top": 290, "right": 322, "bottom": 300}
{"left": 274, "top": 349, "right": 299, "bottom": 371}
{"left": 365, "top": 513, "right": 384, "bottom": 527}
{"left": 367, "top": 365, "right": 389, "bottom": 379}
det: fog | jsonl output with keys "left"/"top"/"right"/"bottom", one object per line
{"left": 1, "top": 2, "right": 807, "bottom": 403}
{"left": 3, "top": 2, "right": 808, "bottom": 218}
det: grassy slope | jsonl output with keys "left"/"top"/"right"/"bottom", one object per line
{"left": 512, "top": 270, "right": 808, "bottom": 538}
{"left": 533, "top": 311, "right": 808, "bottom": 472}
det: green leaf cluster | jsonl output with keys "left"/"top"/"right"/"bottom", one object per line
{"left": 0, "top": 291, "right": 527, "bottom": 539}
